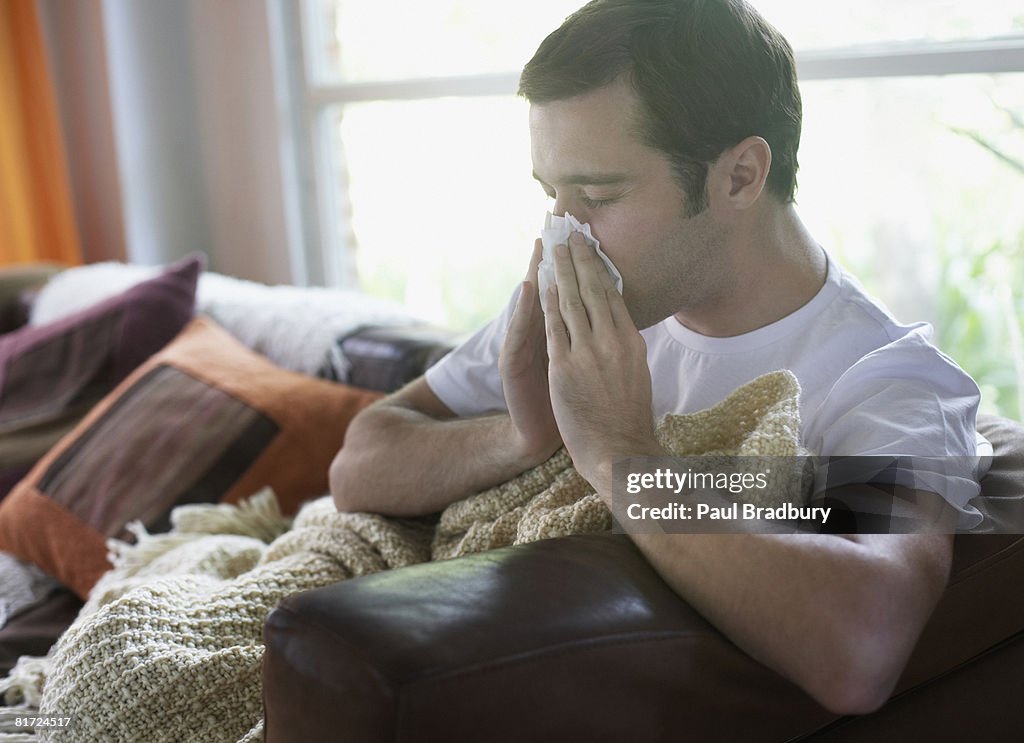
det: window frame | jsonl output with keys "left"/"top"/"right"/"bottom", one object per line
{"left": 271, "top": 0, "right": 1024, "bottom": 288}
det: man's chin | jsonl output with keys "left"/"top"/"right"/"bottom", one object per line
{"left": 620, "top": 286, "right": 689, "bottom": 330}
{"left": 625, "top": 297, "right": 680, "bottom": 331}
{"left": 629, "top": 308, "right": 671, "bottom": 332}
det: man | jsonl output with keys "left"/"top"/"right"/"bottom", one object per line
{"left": 330, "top": 0, "right": 982, "bottom": 716}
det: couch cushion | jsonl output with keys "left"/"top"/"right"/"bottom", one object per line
{"left": 808, "top": 414, "right": 1024, "bottom": 738}
{"left": 891, "top": 414, "right": 1024, "bottom": 692}
{"left": 0, "top": 586, "right": 82, "bottom": 677}
{"left": 334, "top": 325, "right": 459, "bottom": 393}
{"left": 0, "top": 551, "right": 62, "bottom": 629}
{"left": 967, "top": 413, "right": 1024, "bottom": 534}
{"left": 0, "top": 256, "right": 200, "bottom": 500}
{"left": 0, "top": 316, "right": 382, "bottom": 599}
{"left": 29, "top": 261, "right": 419, "bottom": 379}
{"left": 0, "top": 263, "right": 64, "bottom": 334}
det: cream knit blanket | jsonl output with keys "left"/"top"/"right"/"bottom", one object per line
{"left": 0, "top": 370, "right": 804, "bottom": 743}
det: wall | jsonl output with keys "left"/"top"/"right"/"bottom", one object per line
{"left": 189, "top": 0, "right": 295, "bottom": 284}
{"left": 37, "top": 0, "right": 296, "bottom": 285}
{"left": 36, "top": 0, "right": 125, "bottom": 265}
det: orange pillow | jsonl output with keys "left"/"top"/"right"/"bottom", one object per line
{"left": 0, "top": 317, "right": 381, "bottom": 599}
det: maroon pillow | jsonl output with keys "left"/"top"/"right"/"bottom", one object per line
{"left": 0, "top": 255, "right": 202, "bottom": 499}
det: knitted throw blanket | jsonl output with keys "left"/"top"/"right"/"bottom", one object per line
{"left": 0, "top": 370, "right": 804, "bottom": 743}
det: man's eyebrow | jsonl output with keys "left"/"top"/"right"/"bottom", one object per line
{"left": 532, "top": 171, "right": 629, "bottom": 186}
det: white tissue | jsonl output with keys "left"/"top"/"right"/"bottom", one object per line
{"left": 538, "top": 212, "right": 623, "bottom": 308}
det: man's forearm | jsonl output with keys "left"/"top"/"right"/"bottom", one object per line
{"left": 604, "top": 453, "right": 955, "bottom": 714}
{"left": 628, "top": 530, "right": 952, "bottom": 715}
{"left": 330, "top": 403, "right": 537, "bottom": 516}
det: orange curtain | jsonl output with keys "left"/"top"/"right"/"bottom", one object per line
{"left": 0, "top": 0, "right": 82, "bottom": 266}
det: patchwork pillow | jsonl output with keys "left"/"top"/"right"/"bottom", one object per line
{"left": 0, "top": 255, "right": 201, "bottom": 499}
{"left": 0, "top": 316, "right": 382, "bottom": 599}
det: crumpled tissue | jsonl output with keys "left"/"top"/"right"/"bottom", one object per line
{"left": 538, "top": 212, "right": 623, "bottom": 309}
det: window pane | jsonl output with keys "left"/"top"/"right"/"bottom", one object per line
{"left": 328, "top": 97, "right": 548, "bottom": 331}
{"left": 758, "top": 0, "right": 1024, "bottom": 49}
{"left": 797, "top": 73, "right": 1024, "bottom": 419}
{"left": 327, "top": 74, "right": 1024, "bottom": 419}
{"left": 310, "top": 0, "right": 1024, "bottom": 84}
{"left": 309, "top": 0, "right": 583, "bottom": 83}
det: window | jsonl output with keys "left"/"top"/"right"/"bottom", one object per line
{"left": 283, "top": 0, "right": 1024, "bottom": 418}
{"left": 285, "top": 0, "right": 582, "bottom": 331}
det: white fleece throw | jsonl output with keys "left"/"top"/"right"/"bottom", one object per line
{"left": 0, "top": 370, "right": 805, "bottom": 743}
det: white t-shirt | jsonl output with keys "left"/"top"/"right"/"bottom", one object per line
{"left": 426, "top": 251, "right": 986, "bottom": 527}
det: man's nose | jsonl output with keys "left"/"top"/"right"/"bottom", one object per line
{"left": 552, "top": 196, "right": 585, "bottom": 222}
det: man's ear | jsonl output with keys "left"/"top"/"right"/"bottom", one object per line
{"left": 710, "top": 136, "right": 771, "bottom": 210}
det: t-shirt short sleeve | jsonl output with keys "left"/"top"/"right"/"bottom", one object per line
{"left": 802, "top": 327, "right": 984, "bottom": 529}
{"left": 424, "top": 287, "right": 518, "bottom": 417}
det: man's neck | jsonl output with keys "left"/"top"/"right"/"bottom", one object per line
{"left": 673, "top": 204, "right": 827, "bottom": 338}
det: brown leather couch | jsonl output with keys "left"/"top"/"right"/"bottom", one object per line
{"left": 261, "top": 339, "right": 1024, "bottom": 742}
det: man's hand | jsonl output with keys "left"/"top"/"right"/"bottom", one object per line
{"left": 543, "top": 232, "right": 660, "bottom": 487}
{"left": 498, "top": 239, "right": 563, "bottom": 468}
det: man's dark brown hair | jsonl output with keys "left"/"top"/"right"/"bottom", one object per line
{"left": 518, "top": 0, "right": 802, "bottom": 215}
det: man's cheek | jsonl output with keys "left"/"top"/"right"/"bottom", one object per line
{"left": 596, "top": 237, "right": 632, "bottom": 284}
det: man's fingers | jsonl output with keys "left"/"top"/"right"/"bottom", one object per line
{"left": 607, "top": 287, "right": 635, "bottom": 330}
{"left": 508, "top": 238, "right": 547, "bottom": 340}
{"left": 506, "top": 281, "right": 529, "bottom": 340}
{"left": 566, "top": 233, "right": 634, "bottom": 332}
{"left": 548, "top": 231, "right": 634, "bottom": 342}
{"left": 567, "top": 232, "right": 615, "bottom": 331}
{"left": 527, "top": 238, "right": 543, "bottom": 282}
{"left": 589, "top": 249, "right": 633, "bottom": 330}
{"left": 552, "top": 238, "right": 594, "bottom": 339}
{"left": 544, "top": 285, "right": 570, "bottom": 357}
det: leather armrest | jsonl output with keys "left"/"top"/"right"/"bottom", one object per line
{"left": 264, "top": 530, "right": 1024, "bottom": 743}
{"left": 263, "top": 533, "right": 835, "bottom": 743}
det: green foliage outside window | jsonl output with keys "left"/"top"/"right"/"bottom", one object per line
{"left": 932, "top": 105, "right": 1024, "bottom": 421}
